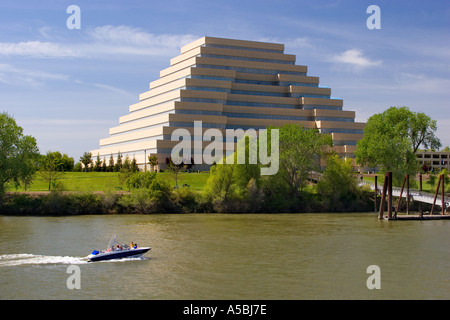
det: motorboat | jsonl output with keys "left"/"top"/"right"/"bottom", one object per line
{"left": 87, "top": 235, "right": 151, "bottom": 262}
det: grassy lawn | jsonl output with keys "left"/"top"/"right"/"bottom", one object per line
{"left": 7, "top": 171, "right": 211, "bottom": 192}
{"left": 9, "top": 171, "right": 446, "bottom": 195}
{"left": 362, "top": 174, "right": 449, "bottom": 194}
{"left": 164, "top": 171, "right": 210, "bottom": 191}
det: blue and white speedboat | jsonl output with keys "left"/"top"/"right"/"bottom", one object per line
{"left": 87, "top": 235, "right": 151, "bottom": 262}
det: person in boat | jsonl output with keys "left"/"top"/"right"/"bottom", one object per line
{"left": 130, "top": 242, "right": 135, "bottom": 249}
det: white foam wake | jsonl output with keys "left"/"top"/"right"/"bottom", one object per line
{"left": 0, "top": 253, "right": 89, "bottom": 267}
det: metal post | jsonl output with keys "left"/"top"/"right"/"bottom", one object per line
{"left": 388, "top": 171, "right": 393, "bottom": 220}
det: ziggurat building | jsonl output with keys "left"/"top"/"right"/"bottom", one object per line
{"left": 91, "top": 36, "right": 365, "bottom": 170}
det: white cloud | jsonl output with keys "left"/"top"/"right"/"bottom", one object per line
{"left": 0, "top": 26, "right": 198, "bottom": 59}
{"left": 0, "top": 41, "right": 79, "bottom": 58}
{"left": 84, "top": 25, "right": 198, "bottom": 56}
{"left": 330, "top": 49, "right": 382, "bottom": 70}
{"left": 88, "top": 25, "right": 196, "bottom": 47}
{"left": 73, "top": 79, "right": 134, "bottom": 97}
{"left": 290, "top": 37, "right": 314, "bottom": 49}
{"left": 0, "top": 63, "right": 70, "bottom": 87}
{"left": 0, "top": 63, "right": 134, "bottom": 96}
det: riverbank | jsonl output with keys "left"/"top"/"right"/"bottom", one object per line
{"left": 0, "top": 188, "right": 377, "bottom": 216}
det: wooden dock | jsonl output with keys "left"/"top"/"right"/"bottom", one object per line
{"left": 384, "top": 214, "right": 450, "bottom": 221}
{"left": 377, "top": 171, "right": 449, "bottom": 221}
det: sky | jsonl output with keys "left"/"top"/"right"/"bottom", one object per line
{"left": 1, "top": 0, "right": 449, "bottom": 161}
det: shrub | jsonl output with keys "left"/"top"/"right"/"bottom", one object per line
{"left": 125, "top": 171, "right": 157, "bottom": 190}
{"left": 172, "top": 187, "right": 200, "bottom": 213}
{"left": 117, "top": 176, "right": 174, "bottom": 214}
{"left": 0, "top": 193, "right": 44, "bottom": 215}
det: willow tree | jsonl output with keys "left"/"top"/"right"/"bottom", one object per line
{"left": 355, "top": 106, "right": 441, "bottom": 184}
{"left": 271, "top": 124, "right": 332, "bottom": 196}
{"left": 260, "top": 124, "right": 333, "bottom": 212}
{"left": 203, "top": 134, "right": 262, "bottom": 212}
{"left": 0, "top": 112, "right": 40, "bottom": 200}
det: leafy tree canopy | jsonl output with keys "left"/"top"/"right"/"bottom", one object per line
{"left": 355, "top": 106, "right": 441, "bottom": 183}
{"left": 0, "top": 112, "right": 40, "bottom": 199}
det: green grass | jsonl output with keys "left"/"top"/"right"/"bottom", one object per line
{"left": 7, "top": 171, "right": 448, "bottom": 195}
{"left": 7, "top": 171, "right": 211, "bottom": 192}
{"left": 362, "top": 174, "right": 449, "bottom": 194}
{"left": 164, "top": 171, "right": 210, "bottom": 191}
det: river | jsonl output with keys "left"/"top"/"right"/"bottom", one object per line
{"left": 0, "top": 213, "right": 449, "bottom": 300}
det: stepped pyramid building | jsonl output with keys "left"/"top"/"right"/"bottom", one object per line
{"left": 91, "top": 36, "right": 365, "bottom": 170}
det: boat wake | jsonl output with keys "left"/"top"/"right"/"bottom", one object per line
{"left": 0, "top": 253, "right": 89, "bottom": 267}
{"left": 0, "top": 253, "right": 149, "bottom": 267}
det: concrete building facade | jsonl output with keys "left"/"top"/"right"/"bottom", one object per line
{"left": 417, "top": 151, "right": 450, "bottom": 172}
{"left": 91, "top": 36, "right": 365, "bottom": 170}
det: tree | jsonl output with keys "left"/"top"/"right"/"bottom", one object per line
{"left": 203, "top": 135, "right": 263, "bottom": 212}
{"left": 80, "top": 152, "right": 93, "bottom": 172}
{"left": 317, "top": 154, "right": 361, "bottom": 211}
{"left": 93, "top": 153, "right": 102, "bottom": 172}
{"left": 114, "top": 151, "right": 123, "bottom": 172}
{"left": 428, "top": 173, "right": 437, "bottom": 191}
{"left": 130, "top": 157, "right": 139, "bottom": 173}
{"left": 59, "top": 153, "right": 75, "bottom": 172}
{"left": 203, "top": 159, "right": 238, "bottom": 211}
{"left": 108, "top": 154, "right": 114, "bottom": 172}
{"left": 39, "top": 151, "right": 66, "bottom": 190}
{"left": 102, "top": 157, "right": 107, "bottom": 172}
{"left": 118, "top": 156, "right": 139, "bottom": 190}
{"left": 123, "top": 155, "right": 131, "bottom": 171}
{"left": 355, "top": 106, "right": 440, "bottom": 184}
{"left": 148, "top": 154, "right": 158, "bottom": 172}
{"left": 267, "top": 124, "right": 332, "bottom": 196}
{"left": 258, "top": 124, "right": 332, "bottom": 212}
{"left": 439, "top": 169, "right": 449, "bottom": 186}
{"left": 0, "top": 113, "right": 40, "bottom": 199}
{"left": 166, "top": 157, "right": 184, "bottom": 187}
{"left": 408, "top": 110, "right": 440, "bottom": 153}
{"left": 125, "top": 171, "right": 157, "bottom": 189}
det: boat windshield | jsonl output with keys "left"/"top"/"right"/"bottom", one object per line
{"left": 107, "top": 235, "right": 129, "bottom": 250}
{"left": 107, "top": 235, "right": 116, "bottom": 250}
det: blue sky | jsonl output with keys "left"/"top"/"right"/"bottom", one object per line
{"left": 1, "top": 0, "right": 449, "bottom": 160}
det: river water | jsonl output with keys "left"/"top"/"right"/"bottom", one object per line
{"left": 0, "top": 213, "right": 449, "bottom": 300}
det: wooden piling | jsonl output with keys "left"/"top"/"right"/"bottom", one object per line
{"left": 374, "top": 175, "right": 378, "bottom": 212}
{"left": 442, "top": 174, "right": 445, "bottom": 215}
{"left": 406, "top": 174, "right": 410, "bottom": 215}
{"left": 378, "top": 175, "right": 388, "bottom": 219}
{"left": 396, "top": 175, "right": 406, "bottom": 215}
{"left": 431, "top": 175, "right": 443, "bottom": 215}
{"left": 388, "top": 171, "right": 393, "bottom": 220}
{"left": 419, "top": 174, "right": 423, "bottom": 218}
